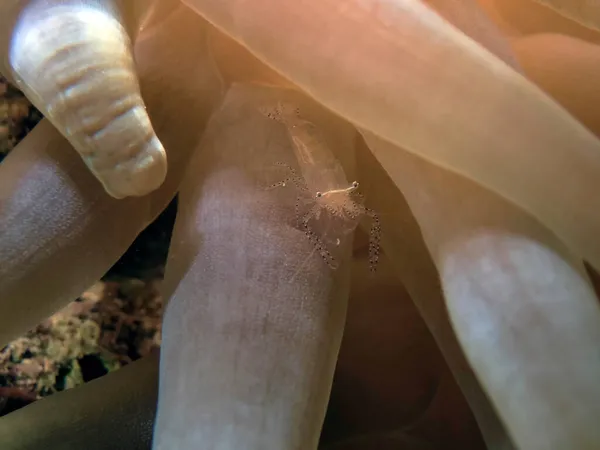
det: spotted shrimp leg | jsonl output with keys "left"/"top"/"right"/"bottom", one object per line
{"left": 301, "top": 204, "right": 339, "bottom": 270}
{"left": 264, "top": 162, "right": 336, "bottom": 269}
{"left": 365, "top": 208, "right": 382, "bottom": 272}
{"left": 265, "top": 162, "right": 313, "bottom": 222}
{"left": 348, "top": 190, "right": 381, "bottom": 272}
{"left": 265, "top": 162, "right": 304, "bottom": 189}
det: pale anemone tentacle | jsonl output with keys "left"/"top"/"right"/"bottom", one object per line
{"left": 154, "top": 82, "right": 355, "bottom": 450}
{"left": 363, "top": 132, "right": 600, "bottom": 450}
{"left": 355, "top": 138, "right": 517, "bottom": 450}
{"left": 357, "top": 4, "right": 600, "bottom": 448}
{"left": 532, "top": 0, "right": 600, "bottom": 32}
{"left": 482, "top": 0, "right": 600, "bottom": 43}
{"left": 353, "top": 2, "right": 521, "bottom": 447}
{"left": 0, "top": 0, "right": 174, "bottom": 198}
{"left": 425, "top": 0, "right": 521, "bottom": 70}
{"left": 0, "top": 352, "right": 159, "bottom": 449}
{"left": 0, "top": 5, "right": 223, "bottom": 346}
{"left": 183, "top": 0, "right": 600, "bottom": 272}
{"left": 357, "top": 2, "right": 600, "bottom": 447}
{"left": 510, "top": 33, "right": 600, "bottom": 137}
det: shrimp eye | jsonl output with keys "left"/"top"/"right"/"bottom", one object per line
{"left": 316, "top": 191, "right": 322, "bottom": 198}
{"left": 351, "top": 181, "right": 359, "bottom": 188}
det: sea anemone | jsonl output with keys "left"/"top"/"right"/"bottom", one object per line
{"left": 0, "top": 1, "right": 599, "bottom": 449}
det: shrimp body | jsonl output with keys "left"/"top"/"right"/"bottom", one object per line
{"left": 261, "top": 101, "right": 381, "bottom": 271}
{"left": 261, "top": 101, "right": 348, "bottom": 191}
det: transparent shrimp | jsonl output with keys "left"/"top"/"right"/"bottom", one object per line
{"left": 260, "top": 101, "right": 381, "bottom": 271}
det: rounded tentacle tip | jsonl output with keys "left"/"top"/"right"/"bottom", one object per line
{"left": 8, "top": 0, "right": 167, "bottom": 198}
{"left": 96, "top": 135, "right": 168, "bottom": 199}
